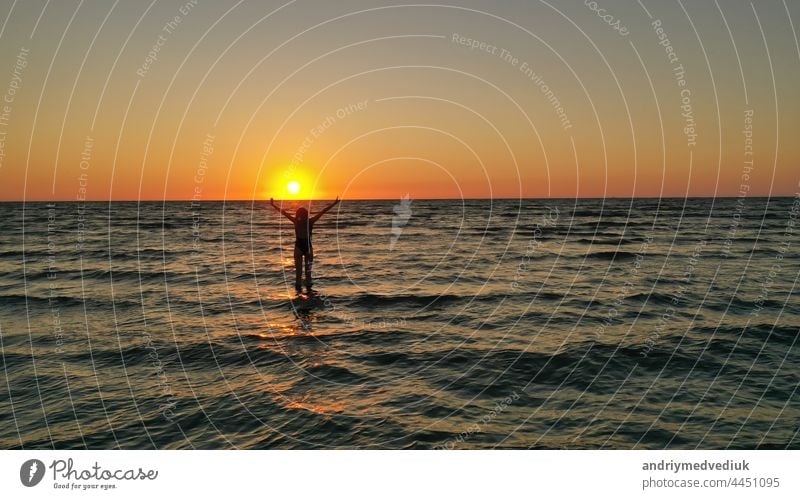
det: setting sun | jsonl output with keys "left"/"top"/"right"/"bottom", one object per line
{"left": 267, "top": 169, "right": 317, "bottom": 200}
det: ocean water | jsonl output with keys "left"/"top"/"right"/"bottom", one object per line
{"left": 0, "top": 198, "right": 798, "bottom": 449}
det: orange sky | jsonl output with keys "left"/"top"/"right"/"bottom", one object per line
{"left": 0, "top": 0, "right": 798, "bottom": 201}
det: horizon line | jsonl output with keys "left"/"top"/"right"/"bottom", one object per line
{"left": 0, "top": 195, "right": 795, "bottom": 203}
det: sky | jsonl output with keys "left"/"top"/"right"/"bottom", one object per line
{"left": 0, "top": 0, "right": 798, "bottom": 201}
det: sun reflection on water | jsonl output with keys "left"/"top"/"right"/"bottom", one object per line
{"left": 284, "top": 396, "right": 347, "bottom": 416}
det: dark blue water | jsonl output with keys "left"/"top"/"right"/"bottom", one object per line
{"left": 0, "top": 198, "right": 798, "bottom": 448}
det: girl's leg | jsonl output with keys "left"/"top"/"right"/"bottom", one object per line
{"left": 293, "top": 246, "right": 303, "bottom": 292}
{"left": 304, "top": 248, "right": 314, "bottom": 289}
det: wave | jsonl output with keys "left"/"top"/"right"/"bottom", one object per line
{"left": 692, "top": 324, "right": 799, "bottom": 346}
{"left": 348, "top": 340, "right": 749, "bottom": 395}
{"left": 574, "top": 237, "right": 645, "bottom": 246}
{"left": 72, "top": 339, "right": 297, "bottom": 371}
{"left": 0, "top": 293, "right": 140, "bottom": 309}
{"left": 345, "top": 292, "right": 511, "bottom": 310}
{"left": 79, "top": 269, "right": 200, "bottom": 285}
{"left": 584, "top": 250, "right": 640, "bottom": 261}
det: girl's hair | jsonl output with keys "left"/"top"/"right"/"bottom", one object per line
{"left": 295, "top": 207, "right": 308, "bottom": 219}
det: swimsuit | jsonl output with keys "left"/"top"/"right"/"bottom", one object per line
{"left": 294, "top": 219, "right": 313, "bottom": 255}
{"left": 295, "top": 238, "right": 312, "bottom": 254}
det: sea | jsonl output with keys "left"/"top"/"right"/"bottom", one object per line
{"left": 0, "top": 197, "right": 798, "bottom": 449}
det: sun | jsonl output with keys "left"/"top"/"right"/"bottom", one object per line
{"left": 287, "top": 181, "right": 300, "bottom": 195}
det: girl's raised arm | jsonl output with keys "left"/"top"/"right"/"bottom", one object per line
{"left": 270, "top": 198, "right": 296, "bottom": 223}
{"left": 311, "top": 197, "right": 340, "bottom": 222}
